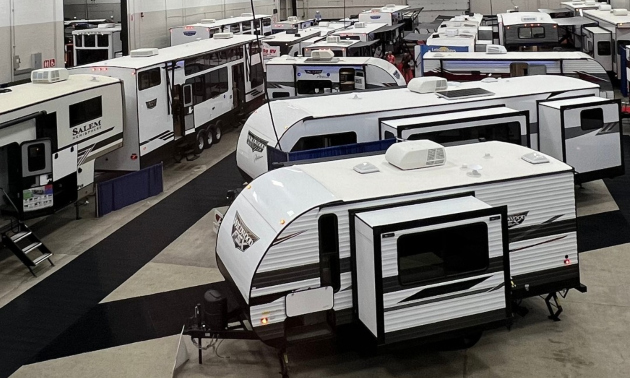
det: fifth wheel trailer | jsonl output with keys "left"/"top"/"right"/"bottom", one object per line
{"left": 213, "top": 141, "right": 584, "bottom": 351}
{"left": 237, "top": 75, "right": 623, "bottom": 184}
{"left": 72, "top": 33, "right": 265, "bottom": 171}
{"left": 0, "top": 69, "right": 124, "bottom": 220}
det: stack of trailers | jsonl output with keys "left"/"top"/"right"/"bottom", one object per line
{"left": 357, "top": 4, "right": 410, "bottom": 25}
{"left": 265, "top": 53, "right": 405, "bottom": 98}
{"left": 185, "top": 140, "right": 586, "bottom": 377}
{"left": 421, "top": 14, "right": 492, "bottom": 55}
{"left": 237, "top": 75, "right": 623, "bottom": 185}
{"left": 170, "top": 14, "right": 273, "bottom": 46}
{"left": 72, "top": 33, "right": 265, "bottom": 170}
{"left": 418, "top": 50, "right": 614, "bottom": 98}
{"left": 272, "top": 16, "right": 315, "bottom": 34}
{"left": 497, "top": 12, "right": 560, "bottom": 50}
{"left": 0, "top": 69, "right": 124, "bottom": 220}
{"left": 71, "top": 24, "right": 123, "bottom": 67}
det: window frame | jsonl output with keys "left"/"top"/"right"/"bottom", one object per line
{"left": 69, "top": 96, "right": 103, "bottom": 128}
{"left": 580, "top": 107, "right": 604, "bottom": 131}
{"left": 138, "top": 67, "right": 162, "bottom": 91}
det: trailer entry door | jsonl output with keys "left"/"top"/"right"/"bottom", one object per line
{"left": 353, "top": 196, "right": 509, "bottom": 345}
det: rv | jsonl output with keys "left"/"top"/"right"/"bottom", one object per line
{"left": 0, "top": 69, "right": 124, "bottom": 220}
{"left": 72, "top": 24, "right": 123, "bottom": 67}
{"left": 583, "top": 8, "right": 630, "bottom": 79}
{"left": 237, "top": 75, "right": 623, "bottom": 184}
{"left": 419, "top": 51, "right": 614, "bottom": 98}
{"left": 561, "top": 1, "right": 601, "bottom": 16}
{"left": 272, "top": 16, "right": 315, "bottom": 34}
{"left": 170, "top": 14, "right": 273, "bottom": 46}
{"left": 357, "top": 4, "right": 409, "bottom": 26}
{"left": 72, "top": 33, "right": 265, "bottom": 171}
{"left": 217, "top": 140, "right": 585, "bottom": 351}
{"left": 302, "top": 36, "right": 383, "bottom": 58}
{"left": 261, "top": 29, "right": 323, "bottom": 59}
{"left": 333, "top": 22, "right": 391, "bottom": 42}
{"left": 265, "top": 53, "right": 405, "bottom": 99}
{"left": 497, "top": 12, "right": 559, "bottom": 50}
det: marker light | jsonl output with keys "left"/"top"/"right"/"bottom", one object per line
{"left": 280, "top": 219, "right": 286, "bottom": 225}
{"left": 261, "top": 317, "right": 269, "bottom": 325}
{"left": 564, "top": 255, "right": 572, "bottom": 265}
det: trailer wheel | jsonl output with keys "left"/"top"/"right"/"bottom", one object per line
{"left": 212, "top": 121, "right": 223, "bottom": 143}
{"left": 195, "top": 130, "right": 207, "bottom": 154}
{"left": 202, "top": 127, "right": 214, "bottom": 150}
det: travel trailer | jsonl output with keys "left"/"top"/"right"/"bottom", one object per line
{"left": 419, "top": 51, "right": 614, "bottom": 98}
{"left": 237, "top": 76, "right": 623, "bottom": 184}
{"left": 302, "top": 36, "right": 383, "bottom": 58}
{"left": 272, "top": 16, "right": 315, "bottom": 34}
{"left": 561, "top": 1, "right": 601, "bottom": 16}
{"left": 0, "top": 69, "right": 124, "bottom": 220}
{"left": 497, "top": 12, "right": 559, "bottom": 50}
{"left": 72, "top": 34, "right": 265, "bottom": 171}
{"left": 72, "top": 24, "right": 123, "bottom": 67}
{"left": 265, "top": 53, "right": 405, "bottom": 98}
{"left": 333, "top": 22, "right": 391, "bottom": 42}
{"left": 583, "top": 8, "right": 630, "bottom": 79}
{"left": 210, "top": 140, "right": 585, "bottom": 356}
{"left": 357, "top": 4, "right": 410, "bottom": 25}
{"left": 261, "top": 29, "right": 323, "bottom": 59}
{"left": 170, "top": 14, "right": 273, "bottom": 46}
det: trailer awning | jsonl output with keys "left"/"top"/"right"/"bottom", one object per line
{"left": 351, "top": 39, "right": 382, "bottom": 48}
{"left": 555, "top": 16, "right": 597, "bottom": 27}
{"left": 374, "top": 23, "right": 405, "bottom": 34}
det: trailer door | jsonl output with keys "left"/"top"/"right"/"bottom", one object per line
{"left": 538, "top": 96, "right": 622, "bottom": 183}
{"left": 353, "top": 196, "right": 509, "bottom": 345}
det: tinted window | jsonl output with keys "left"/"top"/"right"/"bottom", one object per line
{"left": 518, "top": 27, "right": 532, "bottom": 39}
{"left": 138, "top": 68, "right": 161, "bottom": 91}
{"left": 598, "top": 41, "right": 611, "bottom": 56}
{"left": 27, "top": 143, "right": 47, "bottom": 172}
{"left": 297, "top": 80, "right": 333, "bottom": 95}
{"left": 76, "top": 49, "right": 108, "bottom": 65}
{"left": 185, "top": 67, "right": 229, "bottom": 105}
{"left": 84, "top": 34, "right": 96, "bottom": 47}
{"left": 184, "top": 47, "right": 244, "bottom": 75}
{"left": 319, "top": 214, "right": 340, "bottom": 291}
{"left": 398, "top": 222, "right": 489, "bottom": 285}
{"left": 97, "top": 34, "right": 109, "bottom": 47}
{"left": 242, "top": 21, "right": 252, "bottom": 32}
{"left": 272, "top": 91, "right": 291, "bottom": 98}
{"left": 581, "top": 108, "right": 604, "bottom": 131}
{"left": 518, "top": 27, "right": 545, "bottom": 39}
{"left": 384, "top": 131, "right": 395, "bottom": 139}
{"left": 74, "top": 35, "right": 83, "bottom": 47}
{"left": 263, "top": 18, "right": 272, "bottom": 26}
{"left": 292, "top": 132, "right": 357, "bottom": 152}
{"left": 69, "top": 97, "right": 102, "bottom": 127}
{"left": 230, "top": 24, "right": 241, "bottom": 33}
{"left": 250, "top": 62, "right": 265, "bottom": 87}
{"left": 408, "top": 121, "right": 522, "bottom": 146}
{"left": 532, "top": 27, "right": 545, "bottom": 38}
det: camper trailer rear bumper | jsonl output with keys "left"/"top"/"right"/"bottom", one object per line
{"left": 511, "top": 264, "right": 584, "bottom": 299}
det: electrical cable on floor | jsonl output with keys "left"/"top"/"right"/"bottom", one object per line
{"left": 249, "top": 0, "right": 282, "bottom": 151}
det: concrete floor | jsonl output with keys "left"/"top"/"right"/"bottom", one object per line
{"left": 2, "top": 127, "right": 630, "bottom": 377}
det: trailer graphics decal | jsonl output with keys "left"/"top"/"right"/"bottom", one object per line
{"left": 72, "top": 119, "right": 103, "bottom": 140}
{"left": 507, "top": 211, "right": 528, "bottom": 228}
{"left": 247, "top": 132, "right": 268, "bottom": 153}
{"left": 232, "top": 211, "right": 259, "bottom": 252}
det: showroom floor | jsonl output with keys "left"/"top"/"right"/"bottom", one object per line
{"left": 1, "top": 128, "right": 630, "bottom": 378}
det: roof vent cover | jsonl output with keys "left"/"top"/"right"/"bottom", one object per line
{"left": 130, "top": 48, "right": 159, "bottom": 57}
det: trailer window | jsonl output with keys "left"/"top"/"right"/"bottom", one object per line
{"left": 598, "top": 41, "right": 611, "bottom": 56}
{"left": 230, "top": 23, "right": 241, "bottom": 33}
{"left": 69, "top": 97, "right": 102, "bottom": 127}
{"left": 250, "top": 62, "right": 265, "bottom": 87}
{"left": 297, "top": 80, "right": 333, "bottom": 95}
{"left": 27, "top": 143, "right": 47, "bottom": 172}
{"left": 84, "top": 34, "right": 96, "bottom": 47}
{"left": 518, "top": 27, "right": 545, "bottom": 39}
{"left": 185, "top": 67, "right": 229, "bottom": 104}
{"left": 242, "top": 21, "right": 252, "bottom": 32}
{"left": 97, "top": 34, "right": 109, "bottom": 47}
{"left": 76, "top": 50, "right": 109, "bottom": 66}
{"left": 263, "top": 18, "right": 271, "bottom": 27}
{"left": 291, "top": 132, "right": 357, "bottom": 152}
{"left": 75, "top": 35, "right": 83, "bottom": 47}
{"left": 407, "top": 121, "right": 522, "bottom": 146}
{"left": 138, "top": 68, "right": 161, "bottom": 91}
{"left": 397, "top": 222, "right": 489, "bottom": 285}
{"left": 581, "top": 108, "right": 604, "bottom": 131}
{"left": 319, "top": 214, "right": 340, "bottom": 292}
{"left": 272, "top": 92, "right": 291, "bottom": 98}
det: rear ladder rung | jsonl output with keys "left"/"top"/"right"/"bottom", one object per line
{"left": 11, "top": 231, "right": 32, "bottom": 243}
{"left": 31, "top": 253, "right": 53, "bottom": 266}
{"left": 22, "top": 242, "right": 42, "bottom": 255}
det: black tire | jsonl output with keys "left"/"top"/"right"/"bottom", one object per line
{"left": 203, "top": 127, "right": 214, "bottom": 150}
{"left": 212, "top": 122, "right": 223, "bottom": 144}
{"left": 195, "top": 130, "right": 206, "bottom": 155}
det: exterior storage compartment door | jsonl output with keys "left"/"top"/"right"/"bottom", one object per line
{"left": 353, "top": 196, "right": 510, "bottom": 345}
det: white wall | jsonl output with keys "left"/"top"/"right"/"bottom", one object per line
{"left": 0, "top": 0, "right": 64, "bottom": 84}
{"left": 126, "top": 0, "right": 276, "bottom": 50}
{"left": 64, "top": 0, "right": 122, "bottom": 23}
{"left": 470, "top": 0, "right": 563, "bottom": 14}
{"left": 294, "top": 0, "right": 407, "bottom": 20}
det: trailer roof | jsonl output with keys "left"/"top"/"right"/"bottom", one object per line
{"left": 498, "top": 12, "right": 557, "bottom": 25}
{"left": 256, "top": 142, "right": 572, "bottom": 206}
{"left": 561, "top": 2, "right": 600, "bottom": 10}
{"left": 266, "top": 55, "right": 378, "bottom": 65}
{"left": 72, "top": 26, "right": 122, "bottom": 35}
{"left": 359, "top": 5, "right": 410, "bottom": 13}
{"left": 583, "top": 9, "right": 630, "bottom": 26}
{"left": 76, "top": 34, "right": 258, "bottom": 70}
{"left": 0, "top": 74, "right": 121, "bottom": 116}
{"left": 260, "top": 75, "right": 598, "bottom": 139}
{"left": 422, "top": 51, "right": 594, "bottom": 60}
{"left": 334, "top": 22, "right": 390, "bottom": 35}
{"left": 263, "top": 29, "right": 323, "bottom": 43}
{"left": 174, "top": 14, "right": 272, "bottom": 30}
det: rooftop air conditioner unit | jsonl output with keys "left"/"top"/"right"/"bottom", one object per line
{"left": 385, "top": 140, "right": 446, "bottom": 170}
{"left": 201, "top": 19, "right": 217, "bottom": 23}
{"left": 241, "top": 13, "right": 253, "bottom": 17}
{"left": 486, "top": 44, "right": 507, "bottom": 54}
{"left": 288, "top": 16, "right": 299, "bottom": 22}
{"left": 613, "top": 8, "right": 628, "bottom": 16}
{"left": 130, "top": 48, "right": 159, "bottom": 57}
{"left": 585, "top": 0, "right": 596, "bottom": 4}
{"left": 453, "top": 15, "right": 466, "bottom": 21}
{"left": 213, "top": 32, "right": 234, "bottom": 39}
{"left": 407, "top": 77, "right": 448, "bottom": 94}
{"left": 445, "top": 28, "right": 459, "bottom": 36}
{"left": 31, "top": 68, "right": 69, "bottom": 84}
{"left": 98, "top": 23, "right": 115, "bottom": 29}
{"left": 599, "top": 4, "right": 612, "bottom": 10}
{"left": 385, "top": 4, "right": 396, "bottom": 8}
{"left": 310, "top": 49, "right": 335, "bottom": 60}
{"left": 370, "top": 8, "right": 382, "bottom": 12}
{"left": 354, "top": 22, "right": 366, "bottom": 28}
{"left": 326, "top": 35, "right": 341, "bottom": 43}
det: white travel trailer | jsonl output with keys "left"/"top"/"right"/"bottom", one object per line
{"left": 272, "top": 16, "right": 315, "bottom": 34}
{"left": 237, "top": 76, "right": 623, "bottom": 184}
{"left": 72, "top": 24, "right": 123, "bottom": 67}
{"left": 333, "top": 22, "right": 390, "bottom": 42}
{"left": 583, "top": 8, "right": 630, "bottom": 78}
{"left": 302, "top": 36, "right": 383, "bottom": 58}
{"left": 216, "top": 140, "right": 585, "bottom": 351}
{"left": 170, "top": 14, "right": 273, "bottom": 46}
{"left": 498, "top": 12, "right": 559, "bottom": 49}
{"left": 419, "top": 51, "right": 614, "bottom": 98}
{"left": 262, "top": 29, "right": 323, "bottom": 59}
{"left": 0, "top": 69, "right": 124, "bottom": 220}
{"left": 72, "top": 34, "right": 265, "bottom": 171}
{"left": 561, "top": 1, "right": 601, "bottom": 16}
{"left": 265, "top": 54, "right": 405, "bottom": 98}
{"left": 357, "top": 4, "right": 410, "bottom": 26}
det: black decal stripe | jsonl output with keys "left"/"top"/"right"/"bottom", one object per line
{"left": 510, "top": 235, "right": 567, "bottom": 253}
{"left": 382, "top": 257, "right": 503, "bottom": 294}
{"left": 398, "top": 276, "right": 491, "bottom": 304}
{"left": 270, "top": 230, "right": 306, "bottom": 246}
{"left": 78, "top": 132, "right": 124, "bottom": 155}
{"left": 140, "top": 130, "right": 174, "bottom": 146}
{"left": 509, "top": 218, "right": 575, "bottom": 243}
{"left": 250, "top": 290, "right": 293, "bottom": 306}
{"left": 251, "top": 257, "right": 352, "bottom": 289}
{"left": 385, "top": 286, "right": 493, "bottom": 313}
